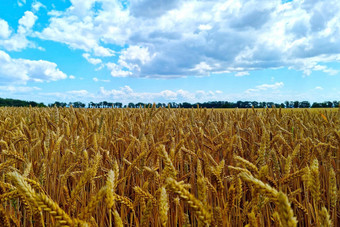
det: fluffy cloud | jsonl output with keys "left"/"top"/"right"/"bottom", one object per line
{"left": 93, "top": 77, "right": 110, "bottom": 82}
{"left": 32, "top": 1, "right": 45, "bottom": 12}
{"left": 106, "top": 62, "right": 132, "bottom": 77}
{"left": 245, "top": 82, "right": 284, "bottom": 93}
{"left": 235, "top": 71, "right": 250, "bottom": 77}
{"left": 0, "top": 19, "right": 11, "bottom": 39}
{"left": 0, "top": 86, "right": 41, "bottom": 93}
{"left": 0, "top": 11, "right": 37, "bottom": 51}
{"left": 41, "top": 89, "right": 93, "bottom": 101}
{"left": 36, "top": 0, "right": 340, "bottom": 77}
{"left": 17, "top": 0, "right": 26, "bottom": 7}
{"left": 82, "top": 53, "right": 102, "bottom": 65}
{"left": 0, "top": 50, "right": 67, "bottom": 84}
{"left": 107, "top": 45, "right": 156, "bottom": 76}
{"left": 93, "top": 46, "right": 115, "bottom": 57}
{"left": 18, "top": 11, "right": 37, "bottom": 33}
{"left": 99, "top": 86, "right": 222, "bottom": 102}
{"left": 129, "top": 0, "right": 181, "bottom": 18}
{"left": 67, "top": 90, "right": 91, "bottom": 96}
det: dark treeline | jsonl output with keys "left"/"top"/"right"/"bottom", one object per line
{"left": 0, "top": 98, "right": 45, "bottom": 107}
{"left": 49, "top": 100, "right": 340, "bottom": 108}
{"left": 0, "top": 98, "right": 338, "bottom": 108}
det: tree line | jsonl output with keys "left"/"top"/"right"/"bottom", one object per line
{"left": 49, "top": 100, "right": 340, "bottom": 108}
{"left": 0, "top": 98, "right": 45, "bottom": 107}
{"left": 0, "top": 98, "right": 338, "bottom": 108}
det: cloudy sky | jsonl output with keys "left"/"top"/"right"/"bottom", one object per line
{"left": 0, "top": 0, "right": 339, "bottom": 104}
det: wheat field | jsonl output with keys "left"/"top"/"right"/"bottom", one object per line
{"left": 0, "top": 106, "right": 339, "bottom": 226}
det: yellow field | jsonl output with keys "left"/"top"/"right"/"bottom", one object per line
{"left": 0, "top": 106, "right": 339, "bottom": 226}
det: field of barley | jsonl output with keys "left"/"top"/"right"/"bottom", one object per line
{"left": 0, "top": 106, "right": 339, "bottom": 227}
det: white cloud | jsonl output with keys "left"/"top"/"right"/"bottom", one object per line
{"left": 159, "top": 90, "right": 178, "bottom": 100}
{"left": 41, "top": 89, "right": 94, "bottom": 102}
{"left": 289, "top": 58, "right": 339, "bottom": 76}
{"left": 17, "top": 0, "right": 26, "bottom": 7}
{"left": 117, "top": 45, "right": 155, "bottom": 74}
{"left": 0, "top": 35, "right": 33, "bottom": 51}
{"left": 0, "top": 50, "right": 67, "bottom": 84}
{"left": 257, "top": 82, "right": 284, "bottom": 90}
{"left": 106, "top": 62, "right": 132, "bottom": 77}
{"left": 18, "top": 11, "right": 37, "bottom": 33}
{"left": 246, "top": 82, "right": 284, "bottom": 93}
{"left": 93, "top": 77, "right": 110, "bottom": 82}
{"left": 33, "top": 0, "right": 340, "bottom": 78}
{"left": 32, "top": 1, "right": 45, "bottom": 12}
{"left": 0, "top": 86, "right": 40, "bottom": 93}
{"left": 0, "top": 11, "right": 38, "bottom": 51}
{"left": 98, "top": 86, "right": 221, "bottom": 103}
{"left": 198, "top": 24, "right": 212, "bottom": 31}
{"left": 37, "top": 15, "right": 97, "bottom": 51}
{"left": 93, "top": 46, "right": 115, "bottom": 57}
{"left": 105, "top": 45, "right": 159, "bottom": 77}
{"left": 69, "top": 75, "right": 76, "bottom": 79}
{"left": 67, "top": 90, "right": 90, "bottom": 96}
{"left": 235, "top": 71, "right": 250, "bottom": 77}
{"left": 82, "top": 53, "right": 102, "bottom": 65}
{"left": 313, "top": 65, "right": 338, "bottom": 76}
{"left": 190, "top": 62, "right": 212, "bottom": 75}
{"left": 315, "top": 86, "right": 323, "bottom": 90}
{"left": 0, "top": 19, "right": 11, "bottom": 39}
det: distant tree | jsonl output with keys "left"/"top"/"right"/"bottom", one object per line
{"left": 49, "top": 101, "right": 67, "bottom": 107}
{"left": 29, "top": 101, "right": 38, "bottom": 107}
{"left": 244, "top": 101, "right": 252, "bottom": 108}
{"left": 251, "top": 101, "right": 259, "bottom": 108}
{"left": 181, "top": 102, "right": 192, "bottom": 108}
{"left": 128, "top": 102, "right": 135, "bottom": 108}
{"left": 115, "top": 102, "right": 123, "bottom": 108}
{"left": 284, "top": 101, "right": 290, "bottom": 108}
{"left": 293, "top": 101, "right": 299, "bottom": 108}
{"left": 267, "top": 102, "right": 275, "bottom": 108}
{"left": 259, "top": 102, "right": 266, "bottom": 108}
{"left": 321, "top": 101, "right": 333, "bottom": 108}
{"left": 311, "top": 102, "right": 321, "bottom": 108}
{"left": 333, "top": 101, "right": 339, "bottom": 108}
{"left": 171, "top": 102, "right": 178, "bottom": 108}
{"left": 136, "top": 102, "right": 144, "bottom": 108}
{"left": 236, "top": 101, "right": 243, "bottom": 108}
{"left": 71, "top": 101, "right": 85, "bottom": 108}
{"left": 299, "top": 101, "right": 310, "bottom": 108}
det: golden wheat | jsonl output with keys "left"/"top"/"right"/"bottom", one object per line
{"left": 0, "top": 106, "right": 338, "bottom": 226}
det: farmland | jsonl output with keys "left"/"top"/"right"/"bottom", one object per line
{"left": 0, "top": 106, "right": 339, "bottom": 226}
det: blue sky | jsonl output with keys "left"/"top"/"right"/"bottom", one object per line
{"left": 0, "top": 0, "right": 339, "bottom": 104}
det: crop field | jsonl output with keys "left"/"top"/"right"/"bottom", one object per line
{"left": 0, "top": 106, "right": 339, "bottom": 226}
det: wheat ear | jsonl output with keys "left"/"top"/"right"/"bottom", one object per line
{"left": 159, "top": 187, "right": 169, "bottom": 227}
{"left": 166, "top": 177, "right": 211, "bottom": 225}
